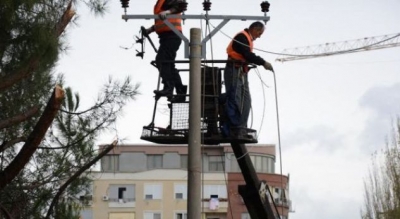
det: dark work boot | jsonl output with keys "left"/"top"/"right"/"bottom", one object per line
{"left": 170, "top": 85, "right": 187, "bottom": 103}
{"left": 154, "top": 82, "right": 174, "bottom": 98}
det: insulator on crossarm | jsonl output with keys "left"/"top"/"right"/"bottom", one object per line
{"left": 203, "top": 0, "right": 212, "bottom": 11}
{"left": 179, "top": 1, "right": 188, "bottom": 12}
{"left": 179, "top": 1, "right": 188, "bottom": 24}
{"left": 260, "top": 1, "right": 270, "bottom": 13}
{"left": 260, "top": 1, "right": 270, "bottom": 24}
{"left": 120, "top": 0, "right": 130, "bottom": 14}
{"left": 120, "top": 0, "right": 130, "bottom": 9}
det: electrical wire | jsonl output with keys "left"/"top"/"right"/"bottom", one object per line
{"left": 254, "top": 68, "right": 267, "bottom": 140}
{"left": 208, "top": 22, "right": 400, "bottom": 58}
{"left": 200, "top": 19, "right": 287, "bottom": 219}
{"left": 271, "top": 70, "right": 286, "bottom": 210}
{"left": 119, "top": 43, "right": 136, "bottom": 50}
{"left": 220, "top": 151, "right": 235, "bottom": 219}
{"left": 210, "top": 22, "right": 285, "bottom": 218}
{"left": 203, "top": 18, "right": 236, "bottom": 219}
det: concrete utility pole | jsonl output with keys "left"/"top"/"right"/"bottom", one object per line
{"left": 187, "top": 28, "right": 202, "bottom": 219}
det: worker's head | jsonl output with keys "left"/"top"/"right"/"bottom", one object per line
{"left": 248, "top": 21, "right": 265, "bottom": 41}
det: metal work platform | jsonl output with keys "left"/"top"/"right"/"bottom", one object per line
{"left": 140, "top": 61, "right": 258, "bottom": 145}
{"left": 141, "top": 122, "right": 258, "bottom": 145}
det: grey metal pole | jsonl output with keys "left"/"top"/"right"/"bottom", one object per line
{"left": 187, "top": 28, "right": 202, "bottom": 219}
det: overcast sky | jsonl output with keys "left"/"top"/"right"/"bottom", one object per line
{"left": 57, "top": 0, "right": 400, "bottom": 218}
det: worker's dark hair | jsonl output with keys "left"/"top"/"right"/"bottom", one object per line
{"left": 249, "top": 21, "right": 264, "bottom": 30}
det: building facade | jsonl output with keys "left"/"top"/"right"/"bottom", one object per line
{"left": 80, "top": 144, "right": 291, "bottom": 219}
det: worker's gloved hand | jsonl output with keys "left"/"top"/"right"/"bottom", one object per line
{"left": 263, "top": 61, "right": 274, "bottom": 72}
{"left": 158, "top": 10, "right": 171, "bottom": 20}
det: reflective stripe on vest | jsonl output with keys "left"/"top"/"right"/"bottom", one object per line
{"left": 226, "top": 30, "right": 253, "bottom": 62}
{"left": 154, "top": 0, "right": 182, "bottom": 34}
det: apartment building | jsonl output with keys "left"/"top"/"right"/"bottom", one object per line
{"left": 80, "top": 144, "right": 291, "bottom": 219}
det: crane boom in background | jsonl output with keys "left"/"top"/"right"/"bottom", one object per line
{"left": 276, "top": 33, "right": 400, "bottom": 62}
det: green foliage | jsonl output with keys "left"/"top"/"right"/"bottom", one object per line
{"left": 0, "top": 0, "right": 140, "bottom": 218}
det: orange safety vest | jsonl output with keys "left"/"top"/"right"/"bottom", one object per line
{"left": 153, "top": 0, "right": 182, "bottom": 34}
{"left": 226, "top": 30, "right": 253, "bottom": 62}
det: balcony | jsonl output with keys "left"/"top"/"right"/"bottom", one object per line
{"left": 107, "top": 198, "right": 135, "bottom": 208}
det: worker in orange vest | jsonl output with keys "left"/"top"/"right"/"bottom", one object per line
{"left": 145, "top": 0, "right": 187, "bottom": 103}
{"left": 224, "top": 21, "right": 274, "bottom": 132}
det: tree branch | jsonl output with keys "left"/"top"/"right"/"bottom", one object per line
{"left": 0, "top": 202, "right": 12, "bottom": 219}
{"left": 45, "top": 140, "right": 117, "bottom": 219}
{"left": 0, "top": 106, "right": 40, "bottom": 130}
{"left": 0, "top": 58, "right": 40, "bottom": 92}
{"left": 0, "top": 137, "right": 27, "bottom": 153}
{"left": 0, "top": 86, "right": 64, "bottom": 191}
{"left": 55, "top": 1, "right": 76, "bottom": 36}
{"left": 0, "top": 1, "right": 75, "bottom": 92}
{"left": 20, "top": 177, "right": 64, "bottom": 190}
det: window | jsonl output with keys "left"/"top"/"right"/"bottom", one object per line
{"left": 250, "top": 155, "right": 255, "bottom": 165}
{"left": 208, "top": 156, "right": 224, "bottom": 171}
{"left": 274, "top": 187, "right": 282, "bottom": 199}
{"left": 180, "top": 155, "right": 188, "bottom": 169}
{"left": 204, "top": 185, "right": 227, "bottom": 199}
{"left": 144, "top": 184, "right": 162, "bottom": 200}
{"left": 144, "top": 212, "right": 161, "bottom": 219}
{"left": 175, "top": 212, "right": 187, "bottom": 219}
{"left": 118, "top": 187, "right": 126, "bottom": 200}
{"left": 255, "top": 156, "right": 262, "bottom": 172}
{"left": 273, "top": 187, "right": 287, "bottom": 205}
{"left": 147, "top": 155, "right": 163, "bottom": 169}
{"left": 174, "top": 184, "right": 187, "bottom": 200}
{"left": 229, "top": 154, "right": 240, "bottom": 172}
{"left": 247, "top": 155, "right": 275, "bottom": 173}
{"left": 101, "top": 155, "right": 119, "bottom": 171}
{"left": 270, "top": 157, "right": 275, "bottom": 173}
{"left": 108, "top": 184, "right": 135, "bottom": 202}
{"left": 262, "top": 156, "right": 268, "bottom": 172}
{"left": 241, "top": 213, "right": 250, "bottom": 219}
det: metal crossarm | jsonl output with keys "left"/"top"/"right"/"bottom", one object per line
{"left": 122, "top": 14, "right": 270, "bottom": 58}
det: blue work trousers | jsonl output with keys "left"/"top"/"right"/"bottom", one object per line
{"left": 224, "top": 64, "right": 251, "bottom": 128}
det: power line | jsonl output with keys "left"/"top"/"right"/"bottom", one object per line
{"left": 208, "top": 22, "right": 400, "bottom": 62}
{"left": 276, "top": 33, "right": 400, "bottom": 62}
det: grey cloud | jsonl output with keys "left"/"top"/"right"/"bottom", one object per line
{"left": 358, "top": 83, "right": 400, "bottom": 154}
{"left": 290, "top": 184, "right": 361, "bottom": 219}
{"left": 283, "top": 125, "right": 345, "bottom": 153}
{"left": 359, "top": 83, "right": 400, "bottom": 115}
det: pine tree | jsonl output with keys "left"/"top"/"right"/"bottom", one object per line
{"left": 0, "top": 1, "right": 139, "bottom": 218}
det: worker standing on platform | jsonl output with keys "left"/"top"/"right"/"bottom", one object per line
{"left": 145, "top": 0, "right": 187, "bottom": 103}
{"left": 224, "top": 21, "right": 274, "bottom": 131}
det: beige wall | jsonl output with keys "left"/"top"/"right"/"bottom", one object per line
{"left": 90, "top": 170, "right": 230, "bottom": 219}
{"left": 86, "top": 144, "right": 285, "bottom": 219}
{"left": 109, "top": 213, "right": 135, "bottom": 219}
